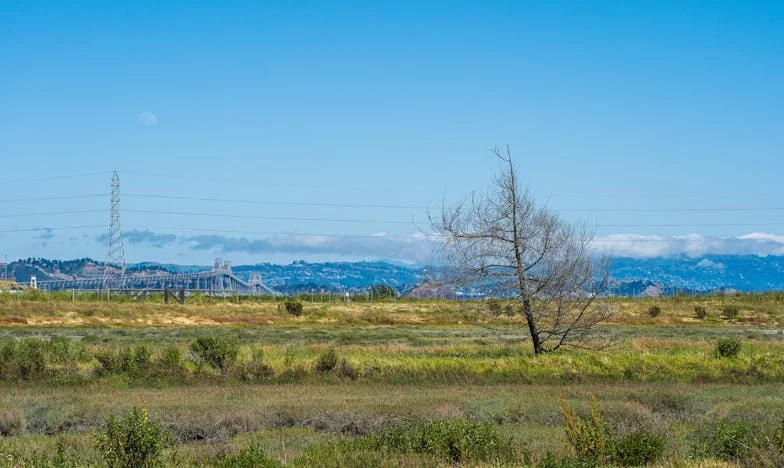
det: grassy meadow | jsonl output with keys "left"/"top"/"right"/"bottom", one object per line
{"left": 1, "top": 292, "right": 783, "bottom": 466}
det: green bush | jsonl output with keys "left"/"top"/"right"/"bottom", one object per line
{"left": 487, "top": 300, "right": 502, "bottom": 315}
{"left": 232, "top": 348, "right": 274, "bottom": 381}
{"left": 613, "top": 427, "right": 665, "bottom": 466}
{"left": 366, "top": 419, "right": 515, "bottom": 464}
{"left": 697, "top": 419, "right": 756, "bottom": 461}
{"left": 16, "top": 338, "right": 47, "bottom": 379}
{"left": 647, "top": 305, "right": 661, "bottom": 318}
{"left": 716, "top": 338, "right": 742, "bottom": 358}
{"left": 315, "top": 348, "right": 338, "bottom": 373}
{"left": 284, "top": 300, "right": 303, "bottom": 316}
{"left": 190, "top": 337, "right": 239, "bottom": 371}
{"left": 94, "top": 407, "right": 173, "bottom": 467}
{"left": 216, "top": 444, "right": 280, "bottom": 467}
{"left": 694, "top": 305, "right": 708, "bottom": 320}
{"left": 560, "top": 396, "right": 613, "bottom": 464}
{"left": 157, "top": 346, "right": 186, "bottom": 379}
{"left": 722, "top": 304, "right": 740, "bottom": 320}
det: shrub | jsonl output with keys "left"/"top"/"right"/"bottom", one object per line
{"left": 0, "top": 407, "right": 25, "bottom": 436}
{"left": 487, "top": 300, "right": 502, "bottom": 315}
{"left": 338, "top": 358, "right": 358, "bottom": 380}
{"left": 157, "top": 346, "right": 186, "bottom": 378}
{"left": 560, "top": 396, "right": 612, "bottom": 464}
{"left": 232, "top": 348, "right": 274, "bottom": 381}
{"left": 716, "top": 338, "right": 742, "bottom": 358}
{"left": 190, "top": 337, "right": 239, "bottom": 371}
{"left": 216, "top": 444, "right": 280, "bottom": 468}
{"left": 16, "top": 338, "right": 47, "bottom": 379}
{"left": 315, "top": 348, "right": 338, "bottom": 373}
{"left": 284, "top": 300, "right": 303, "bottom": 316}
{"left": 94, "top": 407, "right": 173, "bottom": 467}
{"left": 613, "top": 427, "right": 665, "bottom": 466}
{"left": 647, "top": 305, "right": 661, "bottom": 318}
{"left": 370, "top": 419, "right": 515, "bottom": 464}
{"left": 697, "top": 419, "right": 756, "bottom": 461}
{"left": 694, "top": 305, "right": 708, "bottom": 320}
{"left": 722, "top": 304, "right": 740, "bottom": 320}
{"left": 123, "top": 344, "right": 153, "bottom": 375}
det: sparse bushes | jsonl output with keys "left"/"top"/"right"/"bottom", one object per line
{"left": 487, "top": 299, "right": 502, "bottom": 315}
{"left": 232, "top": 348, "right": 274, "bottom": 381}
{"left": 315, "top": 348, "right": 338, "bottom": 373}
{"left": 94, "top": 408, "right": 173, "bottom": 468}
{"left": 694, "top": 305, "right": 708, "bottom": 319}
{"left": 302, "top": 419, "right": 516, "bottom": 465}
{"left": 722, "top": 304, "right": 740, "bottom": 320}
{"left": 284, "top": 300, "right": 303, "bottom": 316}
{"left": 716, "top": 338, "right": 743, "bottom": 358}
{"left": 190, "top": 337, "right": 239, "bottom": 372}
{"left": 647, "top": 305, "right": 662, "bottom": 318}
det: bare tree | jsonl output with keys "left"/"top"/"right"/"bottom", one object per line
{"left": 431, "top": 146, "right": 612, "bottom": 355}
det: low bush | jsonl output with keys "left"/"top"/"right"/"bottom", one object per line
{"left": 284, "top": 300, "right": 303, "bottom": 316}
{"left": 190, "top": 337, "right": 239, "bottom": 372}
{"left": 0, "top": 407, "right": 25, "bottom": 436}
{"left": 216, "top": 444, "right": 280, "bottom": 468}
{"left": 694, "top": 305, "right": 708, "bottom": 320}
{"left": 647, "top": 305, "right": 661, "bottom": 318}
{"left": 232, "top": 348, "right": 274, "bottom": 381}
{"left": 365, "top": 419, "right": 516, "bottom": 464}
{"left": 338, "top": 358, "right": 358, "bottom": 380}
{"left": 695, "top": 419, "right": 756, "bottom": 461}
{"left": 560, "top": 396, "right": 612, "bottom": 464}
{"left": 315, "top": 348, "right": 338, "bottom": 373}
{"left": 94, "top": 407, "right": 173, "bottom": 468}
{"left": 716, "top": 338, "right": 742, "bottom": 358}
{"left": 487, "top": 300, "right": 502, "bottom": 315}
{"left": 722, "top": 304, "right": 740, "bottom": 320}
{"left": 613, "top": 427, "right": 665, "bottom": 466}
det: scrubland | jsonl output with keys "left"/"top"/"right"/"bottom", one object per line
{"left": 1, "top": 292, "right": 783, "bottom": 466}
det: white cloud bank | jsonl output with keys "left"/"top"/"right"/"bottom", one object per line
{"left": 136, "top": 111, "right": 158, "bottom": 126}
{"left": 592, "top": 232, "right": 784, "bottom": 258}
{"left": 115, "top": 230, "right": 784, "bottom": 262}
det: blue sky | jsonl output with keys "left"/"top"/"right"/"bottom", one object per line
{"left": 1, "top": 1, "right": 783, "bottom": 265}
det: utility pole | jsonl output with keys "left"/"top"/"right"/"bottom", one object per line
{"left": 102, "top": 171, "right": 126, "bottom": 291}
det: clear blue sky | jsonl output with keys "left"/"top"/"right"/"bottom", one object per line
{"left": 1, "top": 1, "right": 783, "bottom": 265}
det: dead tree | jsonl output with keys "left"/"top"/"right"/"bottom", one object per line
{"left": 432, "top": 146, "right": 612, "bottom": 354}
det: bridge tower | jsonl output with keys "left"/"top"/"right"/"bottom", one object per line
{"left": 102, "top": 171, "right": 126, "bottom": 289}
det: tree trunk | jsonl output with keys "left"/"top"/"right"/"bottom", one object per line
{"left": 523, "top": 298, "right": 543, "bottom": 355}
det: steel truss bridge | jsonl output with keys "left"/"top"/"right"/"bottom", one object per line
{"left": 37, "top": 259, "right": 278, "bottom": 296}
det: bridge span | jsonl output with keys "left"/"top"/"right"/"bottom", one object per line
{"left": 37, "top": 259, "right": 279, "bottom": 296}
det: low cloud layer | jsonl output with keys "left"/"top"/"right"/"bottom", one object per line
{"left": 107, "top": 229, "right": 784, "bottom": 261}
{"left": 592, "top": 232, "right": 784, "bottom": 257}
{"left": 187, "top": 232, "right": 436, "bottom": 262}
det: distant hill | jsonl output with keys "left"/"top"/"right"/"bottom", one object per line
{"left": 7, "top": 255, "right": 784, "bottom": 295}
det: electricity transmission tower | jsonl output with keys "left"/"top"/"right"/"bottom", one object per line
{"left": 102, "top": 171, "right": 126, "bottom": 289}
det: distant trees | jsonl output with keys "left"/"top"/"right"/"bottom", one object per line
{"left": 431, "top": 146, "right": 612, "bottom": 355}
{"left": 369, "top": 284, "right": 398, "bottom": 299}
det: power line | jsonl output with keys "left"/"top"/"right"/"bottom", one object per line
{"left": 124, "top": 193, "right": 427, "bottom": 210}
{"left": 0, "top": 209, "right": 105, "bottom": 218}
{"left": 124, "top": 209, "right": 418, "bottom": 225}
{"left": 130, "top": 226, "right": 433, "bottom": 241}
{"left": 0, "top": 171, "right": 112, "bottom": 185}
{"left": 0, "top": 225, "right": 105, "bottom": 234}
{"left": 0, "top": 194, "right": 108, "bottom": 204}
